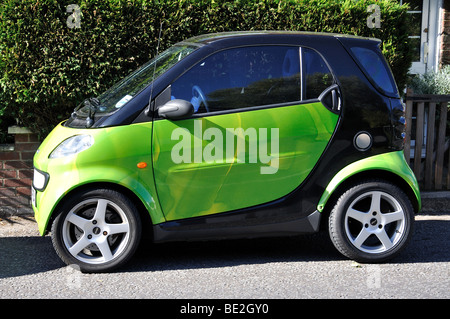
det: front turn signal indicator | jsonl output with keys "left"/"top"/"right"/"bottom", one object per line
{"left": 137, "top": 162, "right": 148, "bottom": 169}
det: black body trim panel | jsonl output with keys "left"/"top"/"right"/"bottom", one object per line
{"left": 153, "top": 209, "right": 321, "bottom": 243}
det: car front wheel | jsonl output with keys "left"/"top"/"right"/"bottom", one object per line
{"left": 51, "top": 188, "right": 142, "bottom": 273}
{"left": 328, "top": 180, "right": 415, "bottom": 263}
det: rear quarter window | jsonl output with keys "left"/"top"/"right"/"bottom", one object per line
{"left": 341, "top": 39, "right": 398, "bottom": 97}
{"left": 302, "top": 47, "right": 334, "bottom": 100}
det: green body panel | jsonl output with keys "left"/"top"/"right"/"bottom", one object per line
{"left": 33, "top": 122, "right": 164, "bottom": 235}
{"left": 153, "top": 102, "right": 339, "bottom": 221}
{"left": 317, "top": 150, "right": 421, "bottom": 212}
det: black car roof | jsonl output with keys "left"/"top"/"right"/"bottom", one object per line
{"left": 179, "top": 31, "right": 381, "bottom": 46}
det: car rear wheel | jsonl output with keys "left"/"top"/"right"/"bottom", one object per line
{"left": 51, "top": 188, "right": 142, "bottom": 273}
{"left": 328, "top": 180, "right": 414, "bottom": 263}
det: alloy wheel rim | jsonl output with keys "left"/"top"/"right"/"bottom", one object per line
{"left": 62, "top": 198, "right": 130, "bottom": 264}
{"left": 344, "top": 191, "right": 406, "bottom": 254}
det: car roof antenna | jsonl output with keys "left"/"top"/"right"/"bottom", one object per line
{"left": 145, "top": 22, "right": 163, "bottom": 117}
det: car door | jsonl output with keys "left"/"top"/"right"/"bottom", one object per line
{"left": 152, "top": 45, "right": 340, "bottom": 221}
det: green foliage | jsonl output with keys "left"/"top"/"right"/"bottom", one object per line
{"left": 408, "top": 65, "right": 450, "bottom": 96}
{"left": 0, "top": 0, "right": 413, "bottom": 138}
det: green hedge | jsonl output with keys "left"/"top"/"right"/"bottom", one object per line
{"left": 0, "top": 0, "right": 413, "bottom": 138}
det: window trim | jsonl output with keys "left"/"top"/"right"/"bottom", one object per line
{"left": 187, "top": 98, "right": 320, "bottom": 119}
{"left": 299, "top": 46, "right": 304, "bottom": 101}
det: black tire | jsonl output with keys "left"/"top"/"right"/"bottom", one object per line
{"left": 51, "top": 188, "right": 142, "bottom": 273}
{"left": 328, "top": 180, "right": 414, "bottom": 263}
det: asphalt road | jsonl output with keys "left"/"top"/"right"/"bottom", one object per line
{"left": 0, "top": 204, "right": 448, "bottom": 302}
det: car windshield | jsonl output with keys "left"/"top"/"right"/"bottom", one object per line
{"left": 75, "top": 44, "right": 197, "bottom": 116}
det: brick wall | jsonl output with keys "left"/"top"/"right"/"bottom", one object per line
{"left": 0, "top": 127, "right": 40, "bottom": 216}
{"left": 441, "top": 0, "right": 450, "bottom": 67}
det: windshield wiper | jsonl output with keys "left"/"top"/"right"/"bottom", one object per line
{"left": 85, "top": 97, "right": 100, "bottom": 127}
{"left": 72, "top": 97, "right": 102, "bottom": 128}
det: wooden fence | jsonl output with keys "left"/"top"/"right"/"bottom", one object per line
{"left": 404, "top": 90, "right": 450, "bottom": 190}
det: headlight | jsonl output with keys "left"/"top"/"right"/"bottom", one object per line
{"left": 49, "top": 134, "right": 94, "bottom": 159}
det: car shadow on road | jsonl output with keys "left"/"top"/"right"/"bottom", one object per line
{"left": 127, "top": 231, "right": 343, "bottom": 273}
{"left": 0, "top": 215, "right": 448, "bottom": 278}
{"left": 125, "top": 215, "right": 450, "bottom": 273}
{"left": 0, "top": 236, "right": 64, "bottom": 279}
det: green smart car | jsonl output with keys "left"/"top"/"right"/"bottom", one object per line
{"left": 32, "top": 32, "right": 421, "bottom": 272}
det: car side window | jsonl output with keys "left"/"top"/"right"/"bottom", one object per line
{"left": 302, "top": 48, "right": 334, "bottom": 100}
{"left": 171, "top": 46, "right": 301, "bottom": 113}
{"left": 350, "top": 46, "right": 396, "bottom": 95}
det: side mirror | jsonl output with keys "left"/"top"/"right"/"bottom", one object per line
{"left": 158, "top": 99, "right": 194, "bottom": 120}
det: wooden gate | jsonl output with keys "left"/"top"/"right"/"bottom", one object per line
{"left": 404, "top": 90, "right": 450, "bottom": 190}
